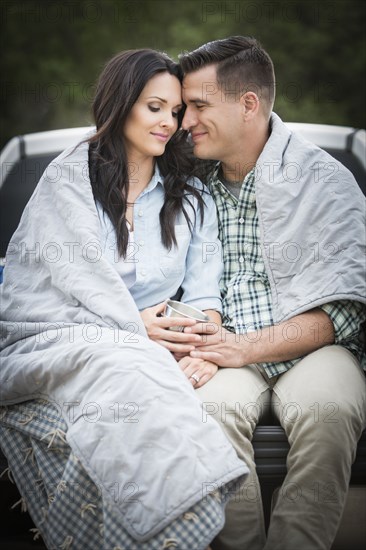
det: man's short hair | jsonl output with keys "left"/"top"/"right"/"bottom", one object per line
{"left": 180, "top": 36, "right": 275, "bottom": 113}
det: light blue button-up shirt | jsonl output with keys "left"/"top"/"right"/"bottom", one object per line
{"left": 96, "top": 166, "right": 223, "bottom": 312}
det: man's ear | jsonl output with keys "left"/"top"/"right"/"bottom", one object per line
{"left": 240, "top": 92, "right": 259, "bottom": 120}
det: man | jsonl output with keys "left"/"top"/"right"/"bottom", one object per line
{"left": 179, "top": 36, "right": 366, "bottom": 550}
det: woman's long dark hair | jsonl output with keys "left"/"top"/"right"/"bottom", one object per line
{"left": 88, "top": 48, "right": 205, "bottom": 257}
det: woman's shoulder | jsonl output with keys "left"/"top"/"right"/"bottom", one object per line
{"left": 46, "top": 130, "right": 94, "bottom": 170}
{"left": 34, "top": 138, "right": 93, "bottom": 197}
{"left": 55, "top": 137, "right": 90, "bottom": 165}
{"left": 185, "top": 176, "right": 218, "bottom": 216}
{"left": 186, "top": 176, "right": 207, "bottom": 192}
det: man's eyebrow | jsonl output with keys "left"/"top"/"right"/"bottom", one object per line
{"left": 185, "top": 98, "right": 210, "bottom": 105}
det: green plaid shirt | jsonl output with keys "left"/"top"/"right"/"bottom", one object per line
{"left": 209, "top": 165, "right": 366, "bottom": 377}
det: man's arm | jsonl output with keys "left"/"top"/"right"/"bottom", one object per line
{"left": 188, "top": 308, "right": 334, "bottom": 367}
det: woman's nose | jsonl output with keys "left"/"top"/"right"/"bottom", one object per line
{"left": 160, "top": 113, "right": 176, "bottom": 128}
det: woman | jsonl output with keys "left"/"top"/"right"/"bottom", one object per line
{"left": 0, "top": 49, "right": 248, "bottom": 550}
{"left": 88, "top": 48, "right": 221, "bottom": 388}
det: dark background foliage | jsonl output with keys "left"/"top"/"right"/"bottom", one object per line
{"left": 1, "top": 0, "right": 365, "bottom": 149}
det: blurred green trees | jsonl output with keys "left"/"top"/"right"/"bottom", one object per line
{"left": 1, "top": 0, "right": 365, "bottom": 148}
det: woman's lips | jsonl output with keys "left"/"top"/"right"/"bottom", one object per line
{"left": 151, "top": 133, "right": 169, "bottom": 142}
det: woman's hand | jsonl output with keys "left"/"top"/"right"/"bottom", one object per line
{"left": 178, "top": 356, "right": 218, "bottom": 388}
{"left": 140, "top": 302, "right": 201, "bottom": 354}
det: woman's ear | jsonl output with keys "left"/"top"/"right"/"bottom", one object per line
{"left": 240, "top": 91, "right": 260, "bottom": 121}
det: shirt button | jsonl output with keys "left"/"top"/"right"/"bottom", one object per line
{"left": 238, "top": 217, "right": 244, "bottom": 224}
{"left": 138, "top": 210, "right": 143, "bottom": 217}
{"left": 138, "top": 240, "right": 144, "bottom": 246}
{"left": 141, "top": 269, "right": 147, "bottom": 276}
{"left": 238, "top": 256, "right": 244, "bottom": 263}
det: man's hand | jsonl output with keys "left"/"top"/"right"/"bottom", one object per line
{"left": 186, "top": 308, "right": 335, "bottom": 367}
{"left": 178, "top": 356, "right": 219, "bottom": 388}
{"left": 140, "top": 302, "right": 201, "bottom": 353}
{"left": 186, "top": 323, "right": 245, "bottom": 367}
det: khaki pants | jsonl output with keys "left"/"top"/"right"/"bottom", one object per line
{"left": 196, "top": 345, "right": 366, "bottom": 550}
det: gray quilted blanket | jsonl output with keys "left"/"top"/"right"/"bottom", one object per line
{"left": 0, "top": 141, "right": 248, "bottom": 543}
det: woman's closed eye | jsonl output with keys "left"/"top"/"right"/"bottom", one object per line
{"left": 148, "top": 105, "right": 160, "bottom": 113}
{"left": 148, "top": 105, "right": 180, "bottom": 118}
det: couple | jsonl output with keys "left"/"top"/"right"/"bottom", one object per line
{"left": 1, "top": 36, "right": 365, "bottom": 549}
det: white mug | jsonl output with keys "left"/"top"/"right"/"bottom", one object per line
{"left": 163, "top": 299, "right": 209, "bottom": 332}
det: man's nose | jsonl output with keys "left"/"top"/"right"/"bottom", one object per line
{"left": 181, "top": 107, "right": 197, "bottom": 131}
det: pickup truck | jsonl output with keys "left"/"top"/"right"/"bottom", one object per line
{"left": 0, "top": 124, "right": 365, "bottom": 550}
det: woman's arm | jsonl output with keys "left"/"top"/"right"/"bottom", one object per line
{"left": 141, "top": 182, "right": 224, "bottom": 355}
{"left": 204, "top": 309, "right": 222, "bottom": 325}
{"left": 173, "top": 308, "right": 222, "bottom": 362}
{"left": 178, "top": 186, "right": 223, "bottom": 313}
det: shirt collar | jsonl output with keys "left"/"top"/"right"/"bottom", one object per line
{"left": 209, "top": 163, "right": 256, "bottom": 204}
{"left": 209, "top": 162, "right": 222, "bottom": 188}
{"left": 140, "top": 163, "right": 164, "bottom": 196}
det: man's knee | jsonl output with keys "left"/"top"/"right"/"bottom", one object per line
{"left": 197, "top": 367, "right": 269, "bottom": 427}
